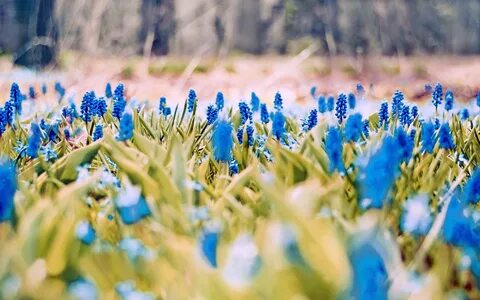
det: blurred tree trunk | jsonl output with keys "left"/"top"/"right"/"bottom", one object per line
{"left": 13, "top": 0, "right": 58, "bottom": 68}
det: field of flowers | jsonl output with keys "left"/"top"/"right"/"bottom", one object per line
{"left": 0, "top": 81, "right": 479, "bottom": 299}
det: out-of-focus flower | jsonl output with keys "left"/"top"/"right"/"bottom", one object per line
{"left": 272, "top": 111, "right": 285, "bottom": 141}
{"left": 325, "top": 126, "right": 344, "bottom": 173}
{"left": 260, "top": 103, "right": 269, "bottom": 124}
{"left": 216, "top": 91, "right": 224, "bottom": 111}
{"left": 223, "top": 234, "right": 261, "bottom": 288}
{"left": 0, "top": 158, "right": 17, "bottom": 222}
{"left": 118, "top": 112, "right": 134, "bottom": 141}
{"left": 400, "top": 194, "right": 433, "bottom": 236}
{"left": 75, "top": 220, "right": 96, "bottom": 245}
{"left": 274, "top": 92, "right": 283, "bottom": 111}
{"left": 212, "top": 120, "right": 233, "bottom": 162}
{"left": 344, "top": 113, "right": 363, "bottom": 142}
{"left": 464, "top": 168, "right": 480, "bottom": 204}
{"left": 438, "top": 123, "right": 455, "bottom": 150}
{"left": 105, "top": 82, "right": 113, "bottom": 98}
{"left": 445, "top": 89, "right": 454, "bottom": 111}
{"left": 251, "top": 92, "right": 260, "bottom": 112}
{"left": 199, "top": 228, "right": 219, "bottom": 268}
{"left": 68, "top": 279, "right": 98, "bottom": 300}
{"left": 115, "top": 184, "right": 151, "bottom": 225}
{"left": 348, "top": 92, "right": 356, "bottom": 109}
{"left": 421, "top": 122, "right": 436, "bottom": 153}
{"left": 318, "top": 95, "right": 326, "bottom": 113}
{"left": 26, "top": 122, "right": 42, "bottom": 158}
{"left": 327, "top": 96, "right": 335, "bottom": 112}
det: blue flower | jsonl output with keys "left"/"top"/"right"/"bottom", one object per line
{"left": 362, "top": 120, "right": 370, "bottom": 138}
{"left": 118, "top": 112, "right": 134, "bottom": 141}
{"left": 229, "top": 159, "right": 239, "bottom": 175}
{"left": 357, "top": 136, "right": 401, "bottom": 209}
{"left": 212, "top": 120, "right": 233, "bottom": 162}
{"left": 41, "top": 83, "right": 47, "bottom": 95}
{"left": 112, "top": 83, "right": 126, "bottom": 119}
{"left": 344, "top": 113, "right": 363, "bottom": 142}
{"left": 222, "top": 234, "right": 262, "bottom": 287}
{"left": 4, "top": 101, "right": 14, "bottom": 125}
{"left": 93, "top": 124, "right": 103, "bottom": 141}
{"left": 442, "top": 194, "right": 480, "bottom": 248}
{"left": 392, "top": 90, "right": 404, "bottom": 117}
{"left": 464, "top": 168, "right": 480, "bottom": 204}
{"left": 318, "top": 95, "right": 326, "bottom": 113}
{"left": 335, "top": 93, "right": 347, "bottom": 124}
{"left": 400, "top": 194, "right": 433, "bottom": 236}
{"left": 200, "top": 229, "right": 219, "bottom": 268}
{"left": 64, "top": 128, "right": 71, "bottom": 140}
{"left": 409, "top": 129, "right": 416, "bottom": 141}
{"left": 251, "top": 92, "right": 260, "bottom": 112}
{"left": 116, "top": 184, "right": 151, "bottom": 225}
{"left": 260, "top": 103, "right": 269, "bottom": 124}
{"left": 327, "top": 96, "right": 335, "bottom": 112}
{"left": 41, "top": 143, "right": 58, "bottom": 162}
{"left": 399, "top": 105, "right": 411, "bottom": 127}
{"left": 411, "top": 106, "right": 418, "bottom": 119}
{"left": 421, "top": 122, "right": 436, "bottom": 153}
{"left": 163, "top": 107, "right": 171, "bottom": 116}
{"left": 395, "top": 127, "right": 413, "bottom": 163}
{"left": 325, "top": 127, "right": 344, "bottom": 173}
{"left": 95, "top": 97, "right": 107, "bottom": 117}
{"left": 356, "top": 83, "right": 365, "bottom": 94}
{"left": 237, "top": 126, "right": 244, "bottom": 144}
{"left": 0, "top": 158, "right": 17, "bottom": 222}
{"left": 460, "top": 108, "right": 469, "bottom": 120}
{"left": 216, "top": 92, "right": 224, "bottom": 111}
{"left": 424, "top": 84, "right": 432, "bottom": 93}
{"left": 187, "top": 89, "right": 197, "bottom": 113}
{"left": 206, "top": 105, "right": 218, "bottom": 125}
{"left": 80, "top": 91, "right": 96, "bottom": 122}
{"left": 438, "top": 123, "right": 455, "bottom": 150}
{"left": 158, "top": 97, "right": 167, "bottom": 115}
{"left": 68, "top": 279, "right": 97, "bottom": 300}
{"left": 75, "top": 220, "right": 96, "bottom": 245}
{"left": 445, "top": 89, "right": 454, "bottom": 111}
{"left": 310, "top": 86, "right": 317, "bottom": 98}
{"left": 29, "top": 86, "right": 36, "bottom": 99}
{"left": 348, "top": 242, "right": 388, "bottom": 300}
{"left": 54, "top": 82, "right": 65, "bottom": 99}
{"left": 477, "top": 91, "right": 480, "bottom": 108}
{"left": 239, "top": 101, "right": 252, "bottom": 125}
{"left": 26, "top": 123, "right": 42, "bottom": 158}
{"left": 246, "top": 123, "right": 254, "bottom": 146}
{"left": 432, "top": 83, "right": 443, "bottom": 109}
{"left": 105, "top": 82, "right": 113, "bottom": 98}
{"left": 10, "top": 82, "right": 22, "bottom": 115}
{"left": 302, "top": 109, "right": 318, "bottom": 132}
{"left": 272, "top": 111, "right": 285, "bottom": 141}
{"left": 274, "top": 92, "right": 283, "bottom": 110}
{"left": 348, "top": 92, "right": 356, "bottom": 109}
{"left": 119, "top": 238, "right": 152, "bottom": 261}
{"left": 434, "top": 118, "right": 440, "bottom": 130}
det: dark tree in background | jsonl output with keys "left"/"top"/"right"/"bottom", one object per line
{"left": 12, "top": 0, "right": 58, "bottom": 68}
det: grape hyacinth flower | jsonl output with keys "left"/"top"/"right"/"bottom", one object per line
{"left": 327, "top": 96, "right": 335, "bottom": 112}
{"left": 119, "top": 238, "right": 152, "bottom": 261}
{"left": 348, "top": 92, "right": 356, "bottom": 110}
{"left": 348, "top": 241, "right": 388, "bottom": 300}
{"left": 260, "top": 103, "right": 269, "bottom": 124}
{"left": 239, "top": 101, "right": 252, "bottom": 125}
{"left": 438, "top": 123, "right": 455, "bottom": 150}
{"left": 302, "top": 109, "right": 318, "bottom": 132}
{"left": 112, "top": 83, "right": 126, "bottom": 119}
{"left": 424, "top": 84, "right": 432, "bottom": 93}
{"left": 362, "top": 120, "right": 369, "bottom": 138}
{"left": 400, "top": 106, "right": 411, "bottom": 127}
{"left": 199, "top": 228, "right": 219, "bottom": 268}
{"left": 310, "top": 86, "right": 317, "bottom": 98}
{"left": 477, "top": 91, "right": 480, "bottom": 108}
{"left": 29, "top": 86, "right": 36, "bottom": 99}
{"left": 357, "top": 136, "right": 401, "bottom": 209}
{"left": 318, "top": 95, "right": 326, "bottom": 113}
{"left": 64, "top": 128, "right": 71, "bottom": 140}
{"left": 10, "top": 82, "right": 22, "bottom": 116}
{"left": 432, "top": 83, "right": 443, "bottom": 110}
{"left": 395, "top": 127, "right": 413, "bottom": 163}
{"left": 335, "top": 93, "right": 347, "bottom": 124}
{"left": 41, "top": 83, "right": 47, "bottom": 95}
{"left": 212, "top": 120, "right": 233, "bottom": 162}
{"left": 274, "top": 92, "right": 283, "bottom": 111}
{"left": 118, "top": 112, "right": 134, "bottom": 141}
{"left": 41, "top": 143, "right": 58, "bottom": 162}
{"left": 411, "top": 106, "right": 418, "bottom": 120}
{"left": 272, "top": 111, "right": 285, "bottom": 141}
{"left": 392, "top": 90, "right": 404, "bottom": 117}
{"left": 0, "top": 158, "right": 17, "bottom": 222}
{"left": 105, "top": 82, "right": 113, "bottom": 98}
{"left": 95, "top": 97, "right": 107, "bottom": 117}
{"left": 251, "top": 92, "right": 260, "bottom": 112}
{"left": 464, "top": 168, "right": 480, "bottom": 204}
{"left": 325, "top": 127, "right": 344, "bottom": 173}
{"left": 68, "top": 279, "right": 98, "bottom": 300}
{"left": 400, "top": 194, "right": 433, "bottom": 236}
{"left": 158, "top": 97, "right": 167, "bottom": 115}
{"left": 222, "top": 234, "right": 261, "bottom": 288}
{"left": 246, "top": 123, "right": 254, "bottom": 146}
{"left": 229, "top": 159, "right": 239, "bottom": 175}
{"left": 187, "top": 89, "right": 197, "bottom": 113}
{"left": 93, "top": 124, "right": 103, "bottom": 141}
{"left": 115, "top": 184, "right": 151, "bottom": 225}
{"left": 421, "top": 122, "right": 436, "bottom": 153}
{"left": 442, "top": 194, "right": 480, "bottom": 248}
{"left": 80, "top": 91, "right": 96, "bottom": 122}
{"left": 26, "top": 123, "right": 42, "bottom": 158}
{"left": 75, "top": 220, "right": 96, "bottom": 245}
{"left": 434, "top": 118, "right": 440, "bottom": 130}
{"left": 460, "top": 108, "right": 469, "bottom": 120}
{"left": 409, "top": 129, "right": 416, "bottom": 142}
{"left": 54, "top": 82, "right": 65, "bottom": 99}
{"left": 356, "top": 83, "right": 365, "bottom": 95}
{"left": 237, "top": 126, "right": 244, "bottom": 144}
{"left": 445, "top": 89, "right": 454, "bottom": 111}
{"left": 206, "top": 105, "right": 218, "bottom": 125}
{"left": 216, "top": 92, "right": 224, "bottom": 111}
{"left": 344, "top": 113, "right": 363, "bottom": 142}
{"left": 4, "top": 101, "right": 14, "bottom": 126}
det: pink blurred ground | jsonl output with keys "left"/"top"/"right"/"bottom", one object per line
{"left": 1, "top": 54, "right": 480, "bottom": 104}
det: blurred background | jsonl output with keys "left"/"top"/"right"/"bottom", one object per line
{"left": 1, "top": 0, "right": 480, "bottom": 102}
